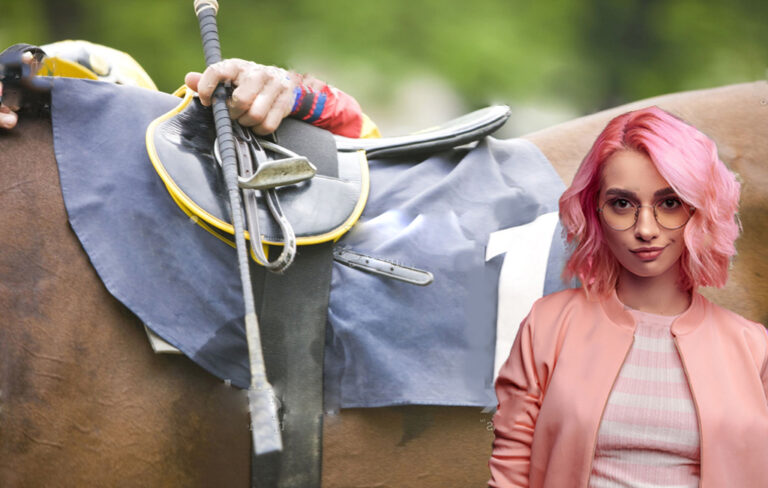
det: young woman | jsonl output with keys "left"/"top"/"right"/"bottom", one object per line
{"left": 489, "top": 107, "right": 768, "bottom": 487}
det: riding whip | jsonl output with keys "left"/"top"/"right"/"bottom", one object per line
{"left": 193, "top": 0, "right": 282, "bottom": 454}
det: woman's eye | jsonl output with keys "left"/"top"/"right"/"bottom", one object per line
{"left": 610, "top": 198, "right": 633, "bottom": 210}
{"left": 659, "top": 198, "right": 682, "bottom": 210}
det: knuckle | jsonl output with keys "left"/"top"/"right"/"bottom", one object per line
{"left": 209, "top": 63, "right": 226, "bottom": 78}
{"left": 229, "top": 93, "right": 248, "bottom": 111}
{"left": 241, "top": 67, "right": 266, "bottom": 87}
{"left": 264, "top": 66, "right": 279, "bottom": 80}
{"left": 268, "top": 66, "right": 288, "bottom": 84}
{"left": 240, "top": 69, "right": 259, "bottom": 85}
{"left": 248, "top": 106, "right": 266, "bottom": 125}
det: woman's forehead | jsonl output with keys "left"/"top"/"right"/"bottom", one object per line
{"left": 600, "top": 150, "right": 672, "bottom": 194}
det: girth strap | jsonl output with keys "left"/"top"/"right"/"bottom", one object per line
{"left": 252, "top": 242, "right": 334, "bottom": 487}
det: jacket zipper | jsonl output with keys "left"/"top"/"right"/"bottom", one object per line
{"left": 673, "top": 335, "right": 703, "bottom": 488}
{"left": 584, "top": 336, "right": 634, "bottom": 487}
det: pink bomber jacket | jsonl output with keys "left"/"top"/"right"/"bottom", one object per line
{"left": 488, "top": 287, "right": 768, "bottom": 488}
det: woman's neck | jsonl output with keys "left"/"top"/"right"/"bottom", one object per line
{"left": 615, "top": 263, "right": 691, "bottom": 316}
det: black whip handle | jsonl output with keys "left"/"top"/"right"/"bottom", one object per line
{"left": 194, "top": 0, "right": 250, "bottom": 323}
{"left": 193, "top": 0, "right": 282, "bottom": 455}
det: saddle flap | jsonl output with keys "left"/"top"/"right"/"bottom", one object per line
{"left": 334, "top": 105, "right": 511, "bottom": 158}
{"left": 146, "top": 88, "right": 369, "bottom": 247}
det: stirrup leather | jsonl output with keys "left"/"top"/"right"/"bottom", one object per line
{"left": 213, "top": 123, "right": 317, "bottom": 272}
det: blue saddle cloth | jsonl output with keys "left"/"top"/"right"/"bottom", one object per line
{"left": 50, "top": 77, "right": 567, "bottom": 409}
{"left": 325, "top": 140, "right": 566, "bottom": 409}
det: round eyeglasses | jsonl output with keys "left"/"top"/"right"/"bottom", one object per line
{"left": 598, "top": 197, "right": 695, "bottom": 231}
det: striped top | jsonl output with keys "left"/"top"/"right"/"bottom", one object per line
{"left": 588, "top": 309, "right": 700, "bottom": 488}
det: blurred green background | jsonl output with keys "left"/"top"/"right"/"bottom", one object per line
{"left": 2, "top": 0, "right": 766, "bottom": 135}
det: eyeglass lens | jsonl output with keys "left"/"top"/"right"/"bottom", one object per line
{"left": 601, "top": 198, "right": 692, "bottom": 230}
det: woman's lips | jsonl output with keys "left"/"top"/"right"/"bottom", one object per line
{"left": 632, "top": 247, "right": 665, "bottom": 261}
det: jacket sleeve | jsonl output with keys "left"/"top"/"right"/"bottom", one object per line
{"left": 488, "top": 313, "right": 543, "bottom": 488}
{"left": 289, "top": 76, "right": 380, "bottom": 139}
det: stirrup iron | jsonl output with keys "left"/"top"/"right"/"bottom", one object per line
{"left": 214, "top": 124, "right": 314, "bottom": 272}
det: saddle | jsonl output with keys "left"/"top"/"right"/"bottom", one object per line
{"left": 147, "top": 87, "right": 510, "bottom": 277}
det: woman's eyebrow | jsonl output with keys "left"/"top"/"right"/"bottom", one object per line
{"left": 604, "top": 187, "right": 678, "bottom": 199}
{"left": 604, "top": 188, "right": 637, "bottom": 199}
{"left": 654, "top": 187, "right": 677, "bottom": 198}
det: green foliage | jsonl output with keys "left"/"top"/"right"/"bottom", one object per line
{"left": 2, "top": 0, "right": 766, "bottom": 117}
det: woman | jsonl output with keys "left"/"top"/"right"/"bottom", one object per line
{"left": 489, "top": 107, "right": 768, "bottom": 487}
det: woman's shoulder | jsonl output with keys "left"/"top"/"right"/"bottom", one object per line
{"left": 531, "top": 287, "right": 595, "bottom": 316}
{"left": 696, "top": 293, "right": 768, "bottom": 357}
{"left": 527, "top": 287, "right": 600, "bottom": 329}
{"left": 696, "top": 292, "right": 766, "bottom": 332}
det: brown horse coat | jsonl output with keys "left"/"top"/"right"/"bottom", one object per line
{"left": 0, "top": 117, "right": 251, "bottom": 486}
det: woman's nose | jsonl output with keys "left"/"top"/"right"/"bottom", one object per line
{"left": 634, "top": 206, "right": 660, "bottom": 240}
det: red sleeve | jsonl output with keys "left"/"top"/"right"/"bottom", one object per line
{"left": 289, "top": 80, "right": 365, "bottom": 138}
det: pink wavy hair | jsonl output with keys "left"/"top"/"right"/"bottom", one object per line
{"left": 558, "top": 106, "right": 741, "bottom": 297}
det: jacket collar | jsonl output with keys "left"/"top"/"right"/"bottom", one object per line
{"left": 599, "top": 287, "right": 707, "bottom": 336}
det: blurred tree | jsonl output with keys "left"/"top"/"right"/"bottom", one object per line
{"left": 574, "top": 0, "right": 664, "bottom": 110}
{"left": 41, "top": 0, "right": 85, "bottom": 41}
{"left": 1, "top": 0, "right": 765, "bottom": 128}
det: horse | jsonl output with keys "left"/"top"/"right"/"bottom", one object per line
{"left": 1, "top": 80, "right": 765, "bottom": 487}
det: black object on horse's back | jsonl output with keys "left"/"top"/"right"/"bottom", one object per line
{"left": 0, "top": 44, "right": 51, "bottom": 116}
{"left": 193, "top": 0, "right": 282, "bottom": 458}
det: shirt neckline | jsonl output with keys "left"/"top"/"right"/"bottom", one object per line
{"left": 599, "top": 287, "right": 706, "bottom": 336}
{"left": 624, "top": 306, "right": 679, "bottom": 327}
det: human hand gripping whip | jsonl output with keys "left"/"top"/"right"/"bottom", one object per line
{"left": 193, "top": 0, "right": 282, "bottom": 454}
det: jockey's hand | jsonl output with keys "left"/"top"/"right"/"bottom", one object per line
{"left": 185, "top": 58, "right": 297, "bottom": 136}
{"left": 0, "top": 51, "right": 37, "bottom": 130}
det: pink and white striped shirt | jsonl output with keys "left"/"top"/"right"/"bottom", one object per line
{"left": 589, "top": 309, "right": 700, "bottom": 488}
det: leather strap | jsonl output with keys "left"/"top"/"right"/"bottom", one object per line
{"left": 220, "top": 123, "right": 298, "bottom": 272}
{"left": 334, "top": 104, "right": 510, "bottom": 159}
{"left": 252, "top": 241, "right": 333, "bottom": 487}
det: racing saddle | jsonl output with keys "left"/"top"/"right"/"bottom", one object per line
{"left": 147, "top": 87, "right": 510, "bottom": 280}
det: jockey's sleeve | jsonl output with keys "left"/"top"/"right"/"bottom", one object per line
{"left": 290, "top": 78, "right": 380, "bottom": 139}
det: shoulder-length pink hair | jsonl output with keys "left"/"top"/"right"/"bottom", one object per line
{"left": 558, "top": 106, "right": 740, "bottom": 297}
